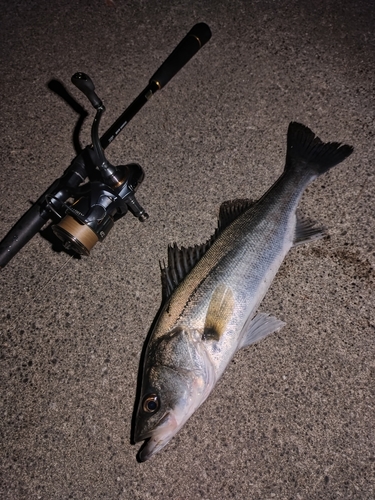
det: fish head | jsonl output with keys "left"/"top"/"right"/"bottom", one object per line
{"left": 134, "top": 326, "right": 215, "bottom": 461}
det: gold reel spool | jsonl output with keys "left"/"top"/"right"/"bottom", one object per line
{"left": 52, "top": 215, "right": 99, "bottom": 256}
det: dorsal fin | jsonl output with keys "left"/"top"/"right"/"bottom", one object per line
{"left": 160, "top": 198, "right": 254, "bottom": 302}
{"left": 160, "top": 242, "right": 212, "bottom": 302}
{"left": 218, "top": 198, "right": 255, "bottom": 231}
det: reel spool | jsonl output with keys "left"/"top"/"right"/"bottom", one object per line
{"left": 52, "top": 215, "right": 99, "bottom": 256}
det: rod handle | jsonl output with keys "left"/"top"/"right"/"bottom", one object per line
{"left": 0, "top": 201, "right": 49, "bottom": 268}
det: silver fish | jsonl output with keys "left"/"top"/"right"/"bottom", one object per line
{"left": 134, "top": 122, "right": 353, "bottom": 461}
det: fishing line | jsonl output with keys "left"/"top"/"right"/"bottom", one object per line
{"left": 3, "top": 254, "right": 75, "bottom": 334}
{"left": 31, "top": 253, "right": 75, "bottom": 303}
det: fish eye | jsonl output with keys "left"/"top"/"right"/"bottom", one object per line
{"left": 142, "top": 394, "right": 160, "bottom": 413}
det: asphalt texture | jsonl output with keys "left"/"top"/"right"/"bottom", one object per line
{"left": 1, "top": 1, "right": 374, "bottom": 498}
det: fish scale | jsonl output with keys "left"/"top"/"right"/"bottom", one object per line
{"left": 134, "top": 122, "right": 353, "bottom": 461}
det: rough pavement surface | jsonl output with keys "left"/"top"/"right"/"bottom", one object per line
{"left": 0, "top": 0, "right": 374, "bottom": 498}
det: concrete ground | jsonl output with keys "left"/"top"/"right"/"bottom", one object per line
{"left": 0, "top": 0, "right": 374, "bottom": 498}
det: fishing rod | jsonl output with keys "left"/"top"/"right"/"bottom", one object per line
{"left": 0, "top": 23, "right": 211, "bottom": 268}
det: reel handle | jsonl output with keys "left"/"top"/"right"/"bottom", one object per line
{"left": 150, "top": 23, "right": 211, "bottom": 89}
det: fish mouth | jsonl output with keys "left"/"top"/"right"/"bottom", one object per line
{"left": 135, "top": 411, "right": 178, "bottom": 462}
{"left": 134, "top": 411, "right": 169, "bottom": 443}
{"left": 137, "top": 437, "right": 162, "bottom": 462}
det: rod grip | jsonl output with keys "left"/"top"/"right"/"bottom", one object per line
{"left": 150, "top": 23, "right": 211, "bottom": 89}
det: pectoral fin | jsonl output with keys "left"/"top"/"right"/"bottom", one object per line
{"left": 237, "top": 312, "right": 286, "bottom": 350}
{"left": 203, "top": 285, "right": 235, "bottom": 341}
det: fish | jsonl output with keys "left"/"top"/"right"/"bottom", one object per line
{"left": 134, "top": 122, "right": 353, "bottom": 461}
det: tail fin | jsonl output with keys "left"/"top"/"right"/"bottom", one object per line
{"left": 285, "top": 122, "right": 353, "bottom": 176}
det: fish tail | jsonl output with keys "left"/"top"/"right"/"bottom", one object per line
{"left": 285, "top": 122, "right": 353, "bottom": 176}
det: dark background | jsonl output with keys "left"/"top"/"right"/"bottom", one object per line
{"left": 0, "top": 1, "right": 374, "bottom": 498}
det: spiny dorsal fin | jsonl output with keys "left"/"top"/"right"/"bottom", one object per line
{"left": 160, "top": 242, "right": 212, "bottom": 302}
{"left": 160, "top": 199, "right": 254, "bottom": 303}
{"left": 203, "top": 284, "right": 235, "bottom": 341}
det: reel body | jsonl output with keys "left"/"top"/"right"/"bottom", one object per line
{"left": 53, "top": 162, "right": 147, "bottom": 255}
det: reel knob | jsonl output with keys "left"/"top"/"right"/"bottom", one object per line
{"left": 125, "top": 193, "right": 149, "bottom": 222}
{"left": 71, "top": 72, "right": 103, "bottom": 109}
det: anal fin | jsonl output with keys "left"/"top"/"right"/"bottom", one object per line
{"left": 293, "top": 212, "right": 327, "bottom": 247}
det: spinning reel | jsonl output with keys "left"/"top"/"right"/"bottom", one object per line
{"left": 52, "top": 72, "right": 148, "bottom": 256}
{"left": 0, "top": 23, "right": 211, "bottom": 267}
